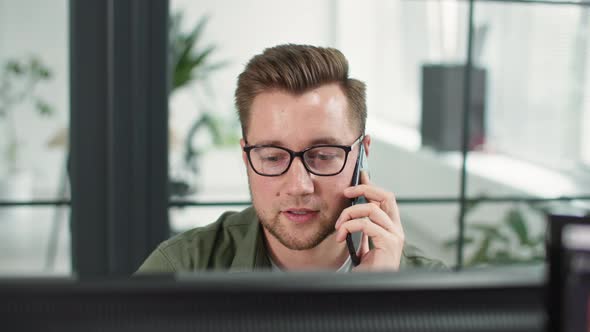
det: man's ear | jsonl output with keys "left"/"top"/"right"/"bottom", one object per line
{"left": 240, "top": 138, "right": 248, "bottom": 167}
{"left": 363, "top": 134, "right": 371, "bottom": 157}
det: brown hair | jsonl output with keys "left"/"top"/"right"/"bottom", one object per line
{"left": 234, "top": 44, "right": 366, "bottom": 138}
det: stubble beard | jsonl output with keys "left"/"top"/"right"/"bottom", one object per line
{"left": 257, "top": 209, "right": 338, "bottom": 250}
{"left": 248, "top": 175, "right": 349, "bottom": 251}
{"left": 253, "top": 194, "right": 352, "bottom": 251}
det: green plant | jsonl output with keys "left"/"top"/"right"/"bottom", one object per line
{"left": 0, "top": 56, "right": 54, "bottom": 172}
{"left": 169, "top": 13, "right": 228, "bottom": 94}
{"left": 444, "top": 199, "right": 546, "bottom": 266}
{"left": 168, "top": 12, "right": 237, "bottom": 196}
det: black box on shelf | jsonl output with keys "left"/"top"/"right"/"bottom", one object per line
{"left": 420, "top": 64, "right": 486, "bottom": 151}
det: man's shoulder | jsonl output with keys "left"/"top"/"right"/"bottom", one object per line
{"left": 163, "top": 206, "right": 257, "bottom": 247}
{"left": 137, "top": 206, "right": 259, "bottom": 273}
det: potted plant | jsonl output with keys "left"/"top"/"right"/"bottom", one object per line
{"left": 444, "top": 198, "right": 546, "bottom": 266}
{"left": 0, "top": 57, "right": 54, "bottom": 172}
{"left": 168, "top": 12, "right": 238, "bottom": 197}
{"left": 0, "top": 56, "right": 55, "bottom": 201}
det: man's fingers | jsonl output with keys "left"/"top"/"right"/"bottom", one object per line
{"left": 358, "top": 232, "right": 370, "bottom": 256}
{"left": 344, "top": 186, "right": 400, "bottom": 223}
{"left": 336, "top": 218, "right": 403, "bottom": 255}
{"left": 336, "top": 217, "right": 383, "bottom": 242}
{"left": 336, "top": 204, "right": 395, "bottom": 233}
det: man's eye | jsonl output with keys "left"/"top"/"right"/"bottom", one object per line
{"left": 308, "top": 151, "right": 337, "bottom": 161}
{"left": 262, "top": 154, "right": 286, "bottom": 162}
{"left": 316, "top": 153, "right": 336, "bottom": 161}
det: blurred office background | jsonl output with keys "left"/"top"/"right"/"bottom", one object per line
{"left": 0, "top": 0, "right": 589, "bottom": 276}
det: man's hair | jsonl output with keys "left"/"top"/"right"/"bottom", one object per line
{"left": 234, "top": 44, "right": 366, "bottom": 138}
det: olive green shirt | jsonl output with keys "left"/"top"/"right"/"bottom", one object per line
{"left": 137, "top": 206, "right": 445, "bottom": 273}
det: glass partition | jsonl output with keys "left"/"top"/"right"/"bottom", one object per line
{"left": 166, "top": 0, "right": 590, "bottom": 269}
{"left": 0, "top": 0, "right": 70, "bottom": 275}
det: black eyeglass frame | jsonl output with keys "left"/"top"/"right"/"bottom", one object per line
{"left": 243, "top": 135, "right": 364, "bottom": 177}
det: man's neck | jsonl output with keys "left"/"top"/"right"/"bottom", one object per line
{"left": 263, "top": 229, "right": 349, "bottom": 271}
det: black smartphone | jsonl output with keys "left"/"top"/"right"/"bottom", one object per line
{"left": 346, "top": 143, "right": 368, "bottom": 267}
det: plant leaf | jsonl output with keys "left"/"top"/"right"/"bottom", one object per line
{"left": 466, "top": 223, "right": 496, "bottom": 233}
{"left": 467, "top": 234, "right": 492, "bottom": 266}
{"left": 169, "top": 13, "right": 228, "bottom": 95}
{"left": 185, "top": 15, "right": 210, "bottom": 50}
{"left": 6, "top": 60, "right": 22, "bottom": 74}
{"left": 35, "top": 99, "right": 53, "bottom": 116}
{"left": 38, "top": 67, "right": 51, "bottom": 79}
{"left": 443, "top": 236, "right": 475, "bottom": 248}
{"left": 192, "top": 60, "right": 229, "bottom": 79}
{"left": 491, "top": 251, "right": 517, "bottom": 264}
{"left": 467, "top": 224, "right": 510, "bottom": 242}
{"left": 175, "top": 16, "right": 209, "bottom": 70}
{"left": 505, "top": 208, "right": 529, "bottom": 245}
{"left": 188, "top": 45, "right": 216, "bottom": 68}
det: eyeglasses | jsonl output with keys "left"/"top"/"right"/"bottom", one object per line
{"left": 243, "top": 136, "right": 363, "bottom": 177}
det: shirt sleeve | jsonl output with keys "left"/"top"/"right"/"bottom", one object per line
{"left": 135, "top": 247, "right": 177, "bottom": 274}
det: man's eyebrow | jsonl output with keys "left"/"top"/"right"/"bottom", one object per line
{"left": 249, "top": 139, "right": 284, "bottom": 146}
{"left": 308, "top": 137, "right": 342, "bottom": 145}
{"left": 250, "top": 137, "right": 344, "bottom": 147}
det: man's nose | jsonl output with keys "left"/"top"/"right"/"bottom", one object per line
{"left": 283, "top": 157, "right": 314, "bottom": 196}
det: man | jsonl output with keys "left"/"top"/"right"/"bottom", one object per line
{"left": 138, "top": 44, "right": 442, "bottom": 273}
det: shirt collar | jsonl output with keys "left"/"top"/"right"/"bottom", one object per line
{"left": 228, "top": 207, "right": 271, "bottom": 272}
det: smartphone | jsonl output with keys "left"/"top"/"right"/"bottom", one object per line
{"left": 346, "top": 143, "right": 368, "bottom": 267}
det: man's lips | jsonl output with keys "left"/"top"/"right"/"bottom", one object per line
{"left": 281, "top": 209, "right": 319, "bottom": 223}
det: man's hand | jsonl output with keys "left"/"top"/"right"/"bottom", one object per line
{"left": 335, "top": 171, "right": 404, "bottom": 271}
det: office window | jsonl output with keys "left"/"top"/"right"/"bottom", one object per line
{"left": 166, "top": 0, "right": 464, "bottom": 267}
{"left": 473, "top": 2, "right": 590, "bottom": 171}
{"left": 0, "top": 0, "right": 70, "bottom": 274}
{"left": 167, "top": 0, "right": 590, "bottom": 268}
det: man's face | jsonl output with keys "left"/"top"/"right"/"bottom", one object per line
{"left": 241, "top": 83, "right": 363, "bottom": 251}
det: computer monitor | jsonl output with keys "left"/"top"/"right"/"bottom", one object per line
{"left": 0, "top": 267, "right": 544, "bottom": 332}
{"left": 547, "top": 213, "right": 590, "bottom": 332}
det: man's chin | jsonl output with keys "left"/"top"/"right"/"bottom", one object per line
{"left": 265, "top": 221, "right": 336, "bottom": 251}
{"left": 277, "top": 236, "right": 325, "bottom": 251}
